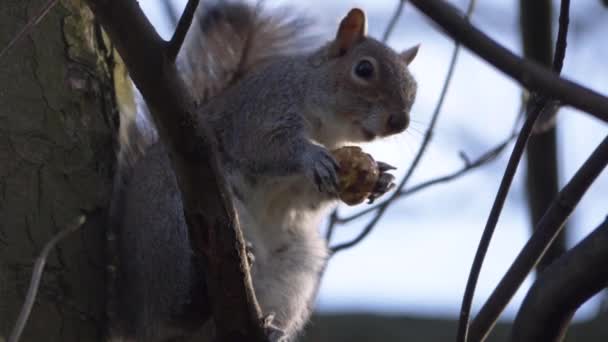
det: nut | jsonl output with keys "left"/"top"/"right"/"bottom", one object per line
{"left": 332, "top": 146, "right": 381, "bottom": 205}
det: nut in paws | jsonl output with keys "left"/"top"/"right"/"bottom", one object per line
{"left": 331, "top": 146, "right": 397, "bottom": 205}
{"left": 304, "top": 146, "right": 340, "bottom": 196}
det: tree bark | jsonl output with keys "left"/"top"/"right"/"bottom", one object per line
{"left": 0, "top": 0, "right": 116, "bottom": 340}
{"left": 520, "top": 0, "right": 566, "bottom": 272}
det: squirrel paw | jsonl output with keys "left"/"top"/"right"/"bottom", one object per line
{"left": 245, "top": 241, "right": 255, "bottom": 267}
{"left": 367, "top": 168, "right": 396, "bottom": 204}
{"left": 305, "top": 146, "right": 339, "bottom": 196}
{"left": 262, "top": 313, "right": 288, "bottom": 342}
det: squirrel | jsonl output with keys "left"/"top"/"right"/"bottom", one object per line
{"left": 109, "top": 1, "right": 418, "bottom": 341}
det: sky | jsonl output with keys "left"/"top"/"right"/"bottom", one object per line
{"left": 140, "top": 0, "right": 608, "bottom": 322}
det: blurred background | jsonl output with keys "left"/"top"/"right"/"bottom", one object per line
{"left": 142, "top": 0, "right": 608, "bottom": 340}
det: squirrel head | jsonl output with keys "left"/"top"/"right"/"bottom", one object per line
{"left": 310, "top": 8, "right": 418, "bottom": 143}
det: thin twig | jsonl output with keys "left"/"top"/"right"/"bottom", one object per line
{"left": 167, "top": 0, "right": 200, "bottom": 61}
{"left": 0, "top": 0, "right": 58, "bottom": 60}
{"left": 399, "top": 133, "right": 516, "bottom": 197}
{"left": 162, "top": 0, "right": 180, "bottom": 27}
{"left": 457, "top": 1, "right": 571, "bottom": 339}
{"left": 334, "top": 132, "right": 516, "bottom": 224}
{"left": 552, "top": 0, "right": 570, "bottom": 74}
{"left": 329, "top": 0, "right": 478, "bottom": 254}
{"left": 8, "top": 216, "right": 86, "bottom": 342}
{"left": 511, "top": 216, "right": 608, "bottom": 342}
{"left": 382, "top": 0, "right": 408, "bottom": 43}
{"left": 470, "top": 134, "right": 608, "bottom": 341}
{"left": 408, "top": 0, "right": 608, "bottom": 123}
{"left": 456, "top": 98, "right": 547, "bottom": 342}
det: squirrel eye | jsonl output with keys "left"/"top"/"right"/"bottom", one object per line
{"left": 354, "top": 59, "right": 374, "bottom": 79}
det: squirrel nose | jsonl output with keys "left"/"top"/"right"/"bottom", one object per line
{"left": 386, "top": 113, "right": 409, "bottom": 134}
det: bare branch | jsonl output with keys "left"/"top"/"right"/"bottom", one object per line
{"left": 468, "top": 134, "right": 608, "bottom": 341}
{"left": 83, "top": 0, "right": 268, "bottom": 340}
{"left": 167, "top": 0, "right": 200, "bottom": 62}
{"left": 408, "top": 0, "right": 608, "bottom": 124}
{"left": 329, "top": 0, "right": 478, "bottom": 254}
{"left": 0, "top": 0, "right": 58, "bottom": 60}
{"left": 456, "top": 98, "right": 547, "bottom": 342}
{"left": 9, "top": 216, "right": 86, "bottom": 342}
{"left": 553, "top": 0, "right": 570, "bottom": 74}
{"left": 334, "top": 132, "right": 516, "bottom": 225}
{"left": 381, "top": 0, "right": 407, "bottom": 43}
{"left": 457, "top": 0, "right": 571, "bottom": 338}
{"left": 399, "top": 133, "right": 516, "bottom": 197}
{"left": 511, "top": 217, "right": 608, "bottom": 342}
{"left": 162, "top": 0, "right": 180, "bottom": 27}
{"left": 520, "top": 0, "right": 565, "bottom": 273}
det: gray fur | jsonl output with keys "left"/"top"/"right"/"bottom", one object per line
{"left": 111, "top": 3, "right": 417, "bottom": 341}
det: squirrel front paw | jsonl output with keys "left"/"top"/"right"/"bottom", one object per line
{"left": 367, "top": 162, "right": 397, "bottom": 204}
{"left": 262, "top": 313, "right": 288, "bottom": 342}
{"left": 245, "top": 241, "right": 255, "bottom": 267}
{"left": 332, "top": 146, "right": 397, "bottom": 205}
{"left": 303, "top": 145, "right": 340, "bottom": 196}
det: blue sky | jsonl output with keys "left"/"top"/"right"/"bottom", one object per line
{"left": 141, "top": 0, "right": 608, "bottom": 321}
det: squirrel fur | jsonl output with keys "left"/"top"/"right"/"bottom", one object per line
{"left": 110, "top": 2, "right": 418, "bottom": 341}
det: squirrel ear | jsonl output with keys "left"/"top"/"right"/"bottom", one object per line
{"left": 331, "top": 8, "right": 367, "bottom": 57}
{"left": 400, "top": 44, "right": 420, "bottom": 65}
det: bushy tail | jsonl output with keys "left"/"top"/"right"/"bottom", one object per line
{"left": 179, "top": 1, "right": 314, "bottom": 104}
{"left": 117, "top": 0, "right": 314, "bottom": 165}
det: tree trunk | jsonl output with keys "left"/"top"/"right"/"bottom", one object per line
{"left": 520, "top": 0, "right": 566, "bottom": 272}
{"left": 0, "top": 0, "right": 117, "bottom": 340}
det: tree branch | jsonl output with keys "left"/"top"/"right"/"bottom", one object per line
{"left": 333, "top": 132, "right": 516, "bottom": 225}
{"left": 83, "top": 0, "right": 267, "bottom": 340}
{"left": 0, "top": 0, "right": 58, "bottom": 59}
{"left": 457, "top": 0, "right": 571, "bottom": 337}
{"left": 520, "top": 0, "right": 566, "bottom": 273}
{"left": 469, "top": 134, "right": 608, "bottom": 341}
{"left": 9, "top": 216, "right": 86, "bottom": 342}
{"left": 398, "top": 134, "right": 516, "bottom": 197}
{"left": 381, "top": 0, "right": 407, "bottom": 43}
{"left": 511, "top": 217, "right": 608, "bottom": 342}
{"left": 408, "top": 0, "right": 608, "bottom": 124}
{"left": 456, "top": 98, "right": 547, "bottom": 342}
{"left": 167, "top": 0, "right": 199, "bottom": 61}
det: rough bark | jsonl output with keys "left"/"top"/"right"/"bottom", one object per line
{"left": 520, "top": 0, "right": 566, "bottom": 272}
{"left": 0, "top": 0, "right": 116, "bottom": 341}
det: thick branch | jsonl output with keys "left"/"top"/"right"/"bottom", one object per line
{"left": 521, "top": 0, "right": 566, "bottom": 273}
{"left": 511, "top": 217, "right": 608, "bottom": 342}
{"left": 83, "top": 0, "right": 267, "bottom": 340}
{"left": 457, "top": 0, "right": 572, "bottom": 338}
{"left": 469, "top": 134, "right": 608, "bottom": 341}
{"left": 408, "top": 0, "right": 608, "bottom": 124}
{"left": 456, "top": 98, "right": 546, "bottom": 342}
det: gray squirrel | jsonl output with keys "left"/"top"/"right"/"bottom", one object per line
{"left": 109, "top": 1, "right": 418, "bottom": 341}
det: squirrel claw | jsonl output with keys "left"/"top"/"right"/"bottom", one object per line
{"left": 262, "top": 313, "right": 287, "bottom": 342}
{"left": 307, "top": 146, "right": 340, "bottom": 196}
{"left": 367, "top": 172, "right": 396, "bottom": 203}
{"left": 245, "top": 241, "right": 255, "bottom": 267}
{"left": 377, "top": 161, "right": 397, "bottom": 172}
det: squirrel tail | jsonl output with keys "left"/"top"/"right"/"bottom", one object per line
{"left": 179, "top": 1, "right": 314, "bottom": 103}
{"left": 117, "top": 1, "right": 314, "bottom": 164}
